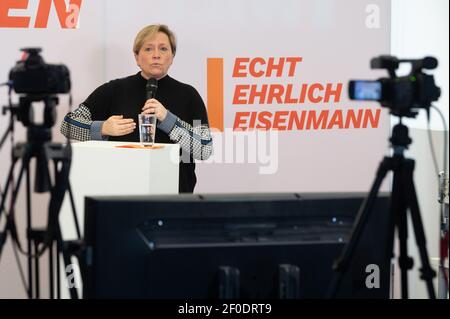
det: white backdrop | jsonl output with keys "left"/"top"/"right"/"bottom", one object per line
{"left": 0, "top": 0, "right": 391, "bottom": 297}
{"left": 0, "top": 0, "right": 391, "bottom": 195}
{"left": 105, "top": 0, "right": 392, "bottom": 193}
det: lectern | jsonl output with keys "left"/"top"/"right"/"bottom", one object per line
{"left": 55, "top": 141, "right": 179, "bottom": 297}
{"left": 60, "top": 141, "right": 180, "bottom": 239}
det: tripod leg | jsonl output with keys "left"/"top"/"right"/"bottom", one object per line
{"left": 57, "top": 245, "right": 61, "bottom": 299}
{"left": 33, "top": 238, "right": 40, "bottom": 299}
{"left": 385, "top": 166, "right": 399, "bottom": 298}
{"left": 328, "top": 156, "right": 392, "bottom": 298}
{"left": 0, "top": 161, "right": 18, "bottom": 220}
{"left": 49, "top": 241, "right": 54, "bottom": 299}
{"left": 0, "top": 160, "right": 17, "bottom": 249}
{"left": 67, "top": 183, "right": 81, "bottom": 239}
{"left": 43, "top": 144, "right": 78, "bottom": 299}
{"left": 52, "top": 160, "right": 81, "bottom": 240}
{"left": 0, "top": 151, "right": 33, "bottom": 298}
{"left": 0, "top": 121, "right": 12, "bottom": 151}
{"left": 402, "top": 159, "right": 436, "bottom": 299}
{"left": 55, "top": 224, "right": 79, "bottom": 299}
{"left": 25, "top": 159, "right": 34, "bottom": 299}
{"left": 391, "top": 164, "right": 413, "bottom": 299}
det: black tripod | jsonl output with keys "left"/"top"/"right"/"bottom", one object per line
{"left": 0, "top": 97, "right": 82, "bottom": 299}
{"left": 329, "top": 121, "right": 437, "bottom": 299}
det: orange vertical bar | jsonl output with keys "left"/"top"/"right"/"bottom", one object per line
{"left": 207, "top": 58, "right": 224, "bottom": 132}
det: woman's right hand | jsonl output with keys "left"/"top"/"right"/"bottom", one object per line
{"left": 101, "top": 115, "right": 136, "bottom": 136}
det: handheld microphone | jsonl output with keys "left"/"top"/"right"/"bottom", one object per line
{"left": 146, "top": 78, "right": 158, "bottom": 100}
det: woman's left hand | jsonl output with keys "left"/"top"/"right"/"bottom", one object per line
{"left": 141, "top": 98, "right": 168, "bottom": 121}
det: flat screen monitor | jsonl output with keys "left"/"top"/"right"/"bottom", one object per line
{"left": 83, "top": 193, "right": 391, "bottom": 299}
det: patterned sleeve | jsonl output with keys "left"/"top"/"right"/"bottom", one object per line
{"left": 60, "top": 103, "right": 106, "bottom": 141}
{"left": 170, "top": 118, "right": 213, "bottom": 160}
{"left": 158, "top": 111, "right": 213, "bottom": 160}
{"left": 60, "top": 81, "right": 111, "bottom": 141}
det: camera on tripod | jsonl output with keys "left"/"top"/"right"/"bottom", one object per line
{"left": 348, "top": 55, "right": 441, "bottom": 118}
{"left": 1, "top": 49, "right": 81, "bottom": 299}
{"left": 329, "top": 55, "right": 442, "bottom": 299}
{"left": 2, "top": 48, "right": 72, "bottom": 193}
{"left": 6, "top": 48, "right": 71, "bottom": 130}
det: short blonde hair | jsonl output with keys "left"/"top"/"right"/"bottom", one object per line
{"left": 133, "top": 24, "right": 177, "bottom": 56}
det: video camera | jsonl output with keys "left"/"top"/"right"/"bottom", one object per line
{"left": 349, "top": 55, "right": 441, "bottom": 118}
{"left": 9, "top": 47, "right": 71, "bottom": 95}
{"left": 4, "top": 48, "right": 71, "bottom": 130}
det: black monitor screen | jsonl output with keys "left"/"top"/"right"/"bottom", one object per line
{"left": 83, "top": 193, "right": 391, "bottom": 299}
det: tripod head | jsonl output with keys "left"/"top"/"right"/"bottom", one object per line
{"left": 390, "top": 122, "right": 412, "bottom": 153}
{"left": 3, "top": 94, "right": 61, "bottom": 193}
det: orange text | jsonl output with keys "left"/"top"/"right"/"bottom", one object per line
{"left": 233, "top": 108, "right": 381, "bottom": 131}
{"left": 0, "top": 0, "right": 82, "bottom": 28}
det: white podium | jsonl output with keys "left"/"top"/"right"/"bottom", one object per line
{"left": 60, "top": 141, "right": 180, "bottom": 240}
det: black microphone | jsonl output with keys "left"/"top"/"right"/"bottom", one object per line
{"left": 146, "top": 78, "right": 158, "bottom": 100}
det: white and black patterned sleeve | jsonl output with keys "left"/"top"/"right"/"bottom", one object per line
{"left": 60, "top": 103, "right": 106, "bottom": 141}
{"left": 158, "top": 111, "right": 213, "bottom": 160}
